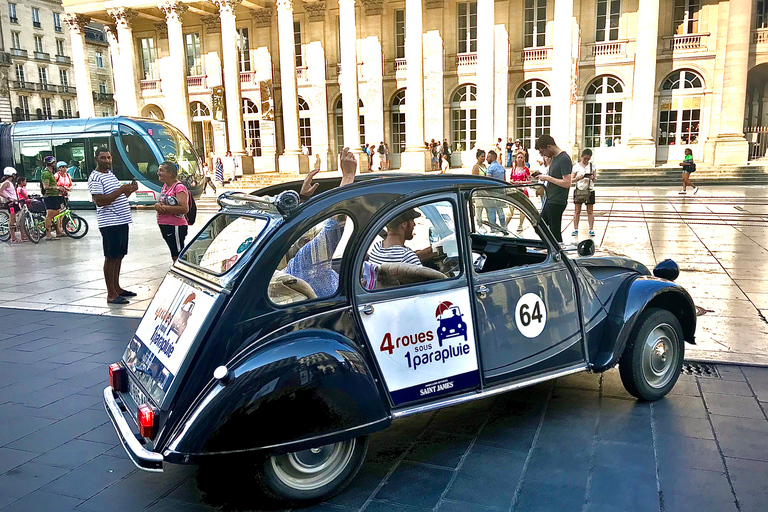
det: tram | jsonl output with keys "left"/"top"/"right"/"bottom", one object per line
{"left": 0, "top": 117, "right": 204, "bottom": 207}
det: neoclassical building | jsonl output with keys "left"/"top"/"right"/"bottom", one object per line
{"left": 58, "top": 0, "right": 768, "bottom": 172}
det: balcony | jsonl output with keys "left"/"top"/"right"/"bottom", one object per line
{"left": 9, "top": 16, "right": 18, "bottom": 24}
{"left": 57, "top": 85, "right": 75, "bottom": 94}
{"left": 56, "top": 55, "right": 71, "bottom": 64}
{"left": 34, "top": 52, "right": 49, "bottom": 61}
{"left": 11, "top": 80, "right": 35, "bottom": 90}
{"left": 240, "top": 70, "right": 257, "bottom": 88}
{"left": 591, "top": 40, "right": 627, "bottom": 57}
{"left": 0, "top": 52, "right": 11, "bottom": 65}
{"left": 37, "top": 82, "right": 53, "bottom": 92}
{"left": 665, "top": 33, "right": 708, "bottom": 51}
{"left": 93, "top": 92, "right": 114, "bottom": 102}
{"left": 456, "top": 52, "right": 477, "bottom": 68}
{"left": 753, "top": 28, "right": 768, "bottom": 44}
{"left": 33, "top": 21, "right": 41, "bottom": 29}
{"left": 522, "top": 47, "right": 552, "bottom": 62}
{"left": 186, "top": 75, "right": 207, "bottom": 89}
{"left": 394, "top": 58, "right": 407, "bottom": 74}
{"left": 296, "top": 66, "right": 308, "bottom": 82}
{"left": 140, "top": 79, "right": 162, "bottom": 93}
{"left": 11, "top": 48, "right": 27, "bottom": 58}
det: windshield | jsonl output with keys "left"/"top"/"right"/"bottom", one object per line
{"left": 136, "top": 120, "right": 202, "bottom": 184}
{"left": 180, "top": 214, "right": 270, "bottom": 275}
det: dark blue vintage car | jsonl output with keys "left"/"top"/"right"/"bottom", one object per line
{"left": 104, "top": 174, "right": 695, "bottom": 506}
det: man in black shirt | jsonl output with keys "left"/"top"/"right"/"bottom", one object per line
{"left": 534, "top": 134, "right": 572, "bottom": 243}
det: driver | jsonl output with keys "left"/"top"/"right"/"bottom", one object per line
{"left": 367, "top": 210, "right": 434, "bottom": 266}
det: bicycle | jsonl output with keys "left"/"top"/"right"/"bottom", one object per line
{"left": 22, "top": 196, "right": 88, "bottom": 243}
{"left": 0, "top": 209, "right": 10, "bottom": 242}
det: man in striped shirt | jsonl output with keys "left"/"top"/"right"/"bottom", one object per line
{"left": 87, "top": 147, "right": 138, "bottom": 305}
{"left": 368, "top": 209, "right": 433, "bottom": 266}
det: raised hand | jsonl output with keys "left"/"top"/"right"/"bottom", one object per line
{"left": 339, "top": 147, "right": 357, "bottom": 186}
{"left": 300, "top": 168, "right": 320, "bottom": 200}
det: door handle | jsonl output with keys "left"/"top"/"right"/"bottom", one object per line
{"left": 358, "top": 304, "right": 374, "bottom": 315}
{"left": 475, "top": 285, "right": 488, "bottom": 299}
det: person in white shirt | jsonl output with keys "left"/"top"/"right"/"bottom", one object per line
{"left": 571, "top": 148, "right": 597, "bottom": 237}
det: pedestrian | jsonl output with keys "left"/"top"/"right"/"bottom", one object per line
{"left": 201, "top": 161, "right": 217, "bottom": 195}
{"left": 534, "top": 134, "right": 572, "bottom": 243}
{"left": 223, "top": 151, "right": 237, "bottom": 182}
{"left": 371, "top": 145, "right": 382, "bottom": 171}
{"left": 215, "top": 157, "right": 224, "bottom": 186}
{"left": 88, "top": 147, "right": 138, "bottom": 305}
{"left": 509, "top": 151, "right": 532, "bottom": 232}
{"left": 679, "top": 148, "right": 698, "bottom": 194}
{"left": 1, "top": 168, "right": 22, "bottom": 243}
{"left": 154, "top": 161, "right": 190, "bottom": 262}
{"left": 442, "top": 138, "right": 452, "bottom": 167}
{"left": 506, "top": 138, "right": 515, "bottom": 167}
{"left": 571, "top": 149, "right": 597, "bottom": 237}
{"left": 383, "top": 143, "right": 391, "bottom": 170}
{"left": 430, "top": 139, "right": 439, "bottom": 171}
{"left": 495, "top": 138, "right": 504, "bottom": 162}
{"left": 56, "top": 161, "right": 72, "bottom": 233}
{"left": 440, "top": 153, "right": 450, "bottom": 174}
{"left": 471, "top": 149, "right": 488, "bottom": 229}
{"left": 41, "top": 156, "right": 64, "bottom": 240}
{"left": 15, "top": 176, "right": 30, "bottom": 242}
{"left": 514, "top": 139, "right": 529, "bottom": 166}
{"left": 485, "top": 150, "right": 506, "bottom": 228}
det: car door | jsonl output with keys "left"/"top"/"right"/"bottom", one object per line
{"left": 353, "top": 195, "right": 482, "bottom": 407}
{"left": 468, "top": 187, "right": 584, "bottom": 383}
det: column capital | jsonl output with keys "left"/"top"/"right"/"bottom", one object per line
{"left": 251, "top": 8, "right": 272, "bottom": 27}
{"left": 361, "top": 0, "right": 382, "bottom": 16}
{"left": 158, "top": 2, "right": 188, "bottom": 22}
{"left": 107, "top": 7, "right": 138, "bottom": 28}
{"left": 306, "top": 1, "right": 327, "bottom": 22}
{"left": 212, "top": 0, "right": 241, "bottom": 16}
{"left": 104, "top": 24, "right": 119, "bottom": 42}
{"left": 201, "top": 15, "right": 221, "bottom": 32}
{"left": 275, "top": 0, "right": 294, "bottom": 11}
{"left": 62, "top": 13, "right": 91, "bottom": 33}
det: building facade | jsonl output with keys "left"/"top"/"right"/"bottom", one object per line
{"left": 0, "top": 0, "right": 116, "bottom": 123}
{"left": 58, "top": 0, "right": 768, "bottom": 173}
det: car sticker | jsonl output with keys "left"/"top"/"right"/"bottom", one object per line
{"left": 514, "top": 292, "right": 547, "bottom": 338}
{"left": 360, "top": 289, "right": 479, "bottom": 406}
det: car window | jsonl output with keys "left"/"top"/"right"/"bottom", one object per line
{"left": 470, "top": 190, "right": 549, "bottom": 273}
{"left": 181, "top": 214, "right": 269, "bottom": 274}
{"left": 361, "top": 200, "right": 460, "bottom": 291}
{"left": 269, "top": 214, "right": 355, "bottom": 306}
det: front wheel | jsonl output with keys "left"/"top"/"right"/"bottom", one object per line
{"left": 0, "top": 211, "right": 10, "bottom": 242}
{"left": 24, "top": 212, "right": 43, "bottom": 244}
{"left": 64, "top": 214, "right": 88, "bottom": 239}
{"left": 619, "top": 308, "right": 685, "bottom": 401}
{"left": 257, "top": 436, "right": 369, "bottom": 506}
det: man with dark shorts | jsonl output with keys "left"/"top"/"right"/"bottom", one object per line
{"left": 534, "top": 134, "right": 572, "bottom": 243}
{"left": 41, "top": 156, "right": 64, "bottom": 240}
{"left": 87, "top": 148, "right": 138, "bottom": 305}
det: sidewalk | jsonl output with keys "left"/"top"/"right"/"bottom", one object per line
{"left": 0, "top": 307, "right": 766, "bottom": 512}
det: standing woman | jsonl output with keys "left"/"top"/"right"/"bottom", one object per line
{"left": 384, "top": 143, "right": 391, "bottom": 170}
{"left": 214, "top": 157, "right": 224, "bottom": 186}
{"left": 154, "top": 161, "right": 190, "bottom": 261}
{"left": 56, "top": 161, "right": 73, "bottom": 234}
{"left": 440, "top": 153, "right": 450, "bottom": 174}
{"left": 509, "top": 151, "right": 532, "bottom": 232}
{"left": 571, "top": 149, "right": 597, "bottom": 237}
{"left": 1, "top": 168, "right": 21, "bottom": 242}
{"left": 471, "top": 149, "right": 488, "bottom": 228}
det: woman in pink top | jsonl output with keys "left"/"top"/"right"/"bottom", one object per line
{"left": 1, "top": 170, "right": 23, "bottom": 242}
{"left": 508, "top": 151, "right": 532, "bottom": 232}
{"left": 153, "top": 161, "right": 189, "bottom": 261}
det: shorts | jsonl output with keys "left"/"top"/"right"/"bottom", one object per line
{"left": 43, "top": 196, "right": 64, "bottom": 210}
{"left": 1, "top": 201, "right": 20, "bottom": 214}
{"left": 100, "top": 224, "right": 129, "bottom": 259}
{"left": 573, "top": 189, "right": 596, "bottom": 205}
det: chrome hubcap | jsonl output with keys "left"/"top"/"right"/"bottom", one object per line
{"left": 270, "top": 439, "right": 356, "bottom": 491}
{"left": 642, "top": 323, "right": 678, "bottom": 389}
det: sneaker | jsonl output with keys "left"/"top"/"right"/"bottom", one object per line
{"left": 678, "top": 190, "right": 687, "bottom": 194}
{"left": 517, "top": 227, "right": 523, "bottom": 233}
{"left": 589, "top": 230, "right": 596, "bottom": 237}
{"left": 693, "top": 187, "right": 699, "bottom": 195}
{"left": 571, "top": 230, "right": 578, "bottom": 236}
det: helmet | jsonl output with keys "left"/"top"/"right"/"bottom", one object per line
{"left": 44, "top": 156, "right": 56, "bottom": 165}
{"left": 3, "top": 167, "right": 17, "bottom": 176}
{"left": 57, "top": 161, "right": 67, "bottom": 168}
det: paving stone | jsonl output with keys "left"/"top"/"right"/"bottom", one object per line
{"left": 659, "top": 465, "right": 734, "bottom": 502}
{"left": 0, "top": 461, "right": 71, "bottom": 498}
{"left": 0, "top": 448, "right": 38, "bottom": 474}
{"left": 653, "top": 394, "right": 708, "bottom": 419}
{"left": 703, "top": 393, "right": 766, "bottom": 419}
{"left": 597, "top": 414, "right": 653, "bottom": 445}
{"left": 365, "top": 500, "right": 431, "bottom": 512}
{"left": 653, "top": 414, "right": 715, "bottom": 440}
{"left": 715, "top": 366, "right": 746, "bottom": 382}
{"left": 404, "top": 430, "right": 473, "bottom": 469}
{"left": 41, "top": 454, "right": 136, "bottom": 499}
{"left": 724, "top": 457, "right": 768, "bottom": 512}
{"left": 75, "top": 480, "right": 171, "bottom": 512}
{"left": 142, "top": 499, "right": 223, "bottom": 512}
{"left": 699, "top": 379, "right": 755, "bottom": 397}
{"left": 445, "top": 445, "right": 526, "bottom": 509}
{"left": 0, "top": 490, "right": 83, "bottom": 512}
{"left": 31, "top": 394, "right": 103, "bottom": 421}
{"left": 593, "top": 440, "right": 655, "bottom": 471}
{"left": 375, "top": 462, "right": 453, "bottom": 509}
{"left": 587, "top": 465, "right": 658, "bottom": 512}
{"left": 513, "top": 481, "right": 586, "bottom": 512}
{"left": 554, "top": 372, "right": 601, "bottom": 392}
{"left": 742, "top": 366, "right": 768, "bottom": 402}
{"left": 7, "top": 409, "right": 108, "bottom": 454}
{"left": 710, "top": 415, "right": 768, "bottom": 461}
{"left": 662, "top": 492, "right": 737, "bottom": 512}
{"left": 524, "top": 443, "right": 592, "bottom": 488}
{"left": 0, "top": 415, "right": 57, "bottom": 447}
{"left": 14, "top": 383, "right": 83, "bottom": 409}
{"left": 31, "top": 440, "right": 112, "bottom": 470}
{"left": 599, "top": 397, "right": 651, "bottom": 419}
{"left": 655, "top": 436, "right": 725, "bottom": 472}
{"left": 327, "top": 462, "right": 389, "bottom": 509}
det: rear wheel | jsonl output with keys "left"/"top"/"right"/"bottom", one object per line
{"left": 0, "top": 211, "right": 10, "bottom": 242}
{"left": 64, "top": 214, "right": 88, "bottom": 239}
{"left": 256, "top": 436, "right": 369, "bottom": 506}
{"left": 619, "top": 308, "right": 684, "bottom": 401}
{"left": 23, "top": 212, "right": 43, "bottom": 244}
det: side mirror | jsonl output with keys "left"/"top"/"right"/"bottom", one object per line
{"left": 653, "top": 259, "right": 679, "bottom": 281}
{"left": 577, "top": 239, "right": 596, "bottom": 257}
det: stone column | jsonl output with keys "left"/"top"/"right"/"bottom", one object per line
{"left": 63, "top": 14, "right": 94, "bottom": 118}
{"left": 400, "top": 0, "right": 428, "bottom": 171}
{"left": 476, "top": 0, "right": 494, "bottom": 151}
{"left": 107, "top": 8, "right": 141, "bottom": 116}
{"left": 338, "top": 0, "right": 362, "bottom": 170}
{"left": 624, "top": 0, "right": 660, "bottom": 166}
{"left": 104, "top": 25, "right": 124, "bottom": 113}
{"left": 494, "top": 25, "right": 509, "bottom": 151}
{"left": 158, "top": 1, "right": 192, "bottom": 138}
{"left": 214, "top": 0, "right": 246, "bottom": 160}
{"left": 276, "top": 0, "right": 308, "bottom": 173}
{"left": 714, "top": 0, "right": 752, "bottom": 165}
{"left": 550, "top": 0, "right": 573, "bottom": 149}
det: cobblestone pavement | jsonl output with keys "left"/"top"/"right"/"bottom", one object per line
{"left": 0, "top": 307, "right": 767, "bottom": 512}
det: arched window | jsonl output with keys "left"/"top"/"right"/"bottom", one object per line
{"left": 243, "top": 98, "right": 261, "bottom": 157}
{"left": 335, "top": 97, "right": 366, "bottom": 152}
{"left": 515, "top": 80, "right": 551, "bottom": 150}
{"left": 189, "top": 101, "right": 210, "bottom": 118}
{"left": 189, "top": 101, "right": 212, "bottom": 159}
{"left": 450, "top": 85, "right": 477, "bottom": 152}
{"left": 584, "top": 75, "right": 624, "bottom": 148}
{"left": 391, "top": 89, "right": 406, "bottom": 155}
{"left": 658, "top": 70, "right": 704, "bottom": 146}
{"left": 298, "top": 96, "right": 312, "bottom": 154}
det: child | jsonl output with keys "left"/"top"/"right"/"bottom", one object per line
{"left": 679, "top": 148, "right": 698, "bottom": 194}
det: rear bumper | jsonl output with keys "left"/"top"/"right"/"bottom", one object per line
{"left": 103, "top": 386, "right": 164, "bottom": 472}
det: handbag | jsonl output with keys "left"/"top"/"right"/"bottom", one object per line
{"left": 573, "top": 163, "right": 592, "bottom": 203}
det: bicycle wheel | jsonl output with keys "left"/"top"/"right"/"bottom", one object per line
{"left": 24, "top": 212, "right": 43, "bottom": 244}
{"left": 64, "top": 213, "right": 88, "bottom": 239}
{"left": 0, "top": 211, "right": 10, "bottom": 242}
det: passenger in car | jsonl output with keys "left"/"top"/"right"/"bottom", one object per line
{"left": 368, "top": 210, "right": 435, "bottom": 266}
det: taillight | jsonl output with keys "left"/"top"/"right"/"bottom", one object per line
{"left": 108, "top": 363, "right": 127, "bottom": 392}
{"left": 137, "top": 403, "right": 158, "bottom": 439}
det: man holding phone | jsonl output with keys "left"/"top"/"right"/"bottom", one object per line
{"left": 88, "top": 147, "right": 139, "bottom": 305}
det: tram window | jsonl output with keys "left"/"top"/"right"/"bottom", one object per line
{"left": 17, "top": 140, "right": 52, "bottom": 182}
{"left": 88, "top": 137, "right": 132, "bottom": 181}
{"left": 119, "top": 125, "right": 161, "bottom": 183}
{"left": 52, "top": 139, "right": 87, "bottom": 181}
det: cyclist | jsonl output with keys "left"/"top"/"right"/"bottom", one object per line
{"left": 41, "top": 156, "right": 64, "bottom": 240}
{"left": 56, "top": 161, "right": 73, "bottom": 234}
{"left": 1, "top": 167, "right": 22, "bottom": 243}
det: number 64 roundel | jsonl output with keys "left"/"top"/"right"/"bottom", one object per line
{"left": 514, "top": 293, "right": 547, "bottom": 338}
